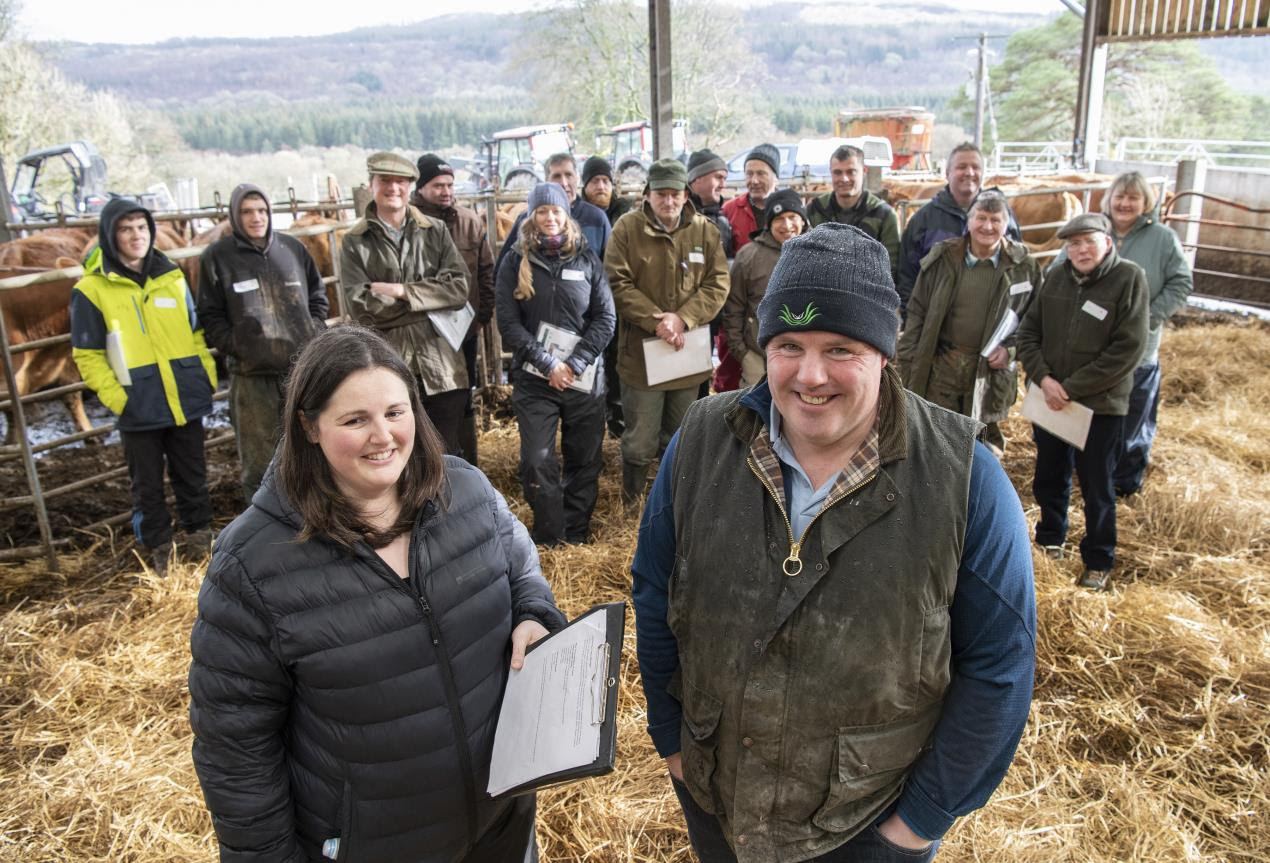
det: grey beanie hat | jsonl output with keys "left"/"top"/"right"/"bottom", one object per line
{"left": 746, "top": 143, "right": 781, "bottom": 176}
{"left": 527, "top": 182, "right": 570, "bottom": 213}
{"left": 686, "top": 148, "right": 727, "bottom": 182}
{"left": 757, "top": 223, "right": 900, "bottom": 358}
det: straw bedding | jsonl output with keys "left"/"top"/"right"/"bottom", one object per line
{"left": 0, "top": 315, "right": 1266, "bottom": 861}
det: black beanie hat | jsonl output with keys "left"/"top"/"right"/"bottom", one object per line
{"left": 746, "top": 143, "right": 781, "bottom": 176}
{"left": 763, "top": 189, "right": 808, "bottom": 229}
{"left": 581, "top": 155, "right": 614, "bottom": 187}
{"left": 686, "top": 149, "right": 727, "bottom": 182}
{"left": 757, "top": 223, "right": 900, "bottom": 358}
{"left": 415, "top": 153, "right": 454, "bottom": 188}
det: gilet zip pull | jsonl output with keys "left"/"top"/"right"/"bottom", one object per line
{"left": 747, "top": 456, "right": 877, "bottom": 576}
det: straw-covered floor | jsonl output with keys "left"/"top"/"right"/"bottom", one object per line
{"left": 1, "top": 314, "right": 1266, "bottom": 862}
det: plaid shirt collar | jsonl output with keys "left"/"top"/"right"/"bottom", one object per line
{"left": 749, "top": 406, "right": 881, "bottom": 521}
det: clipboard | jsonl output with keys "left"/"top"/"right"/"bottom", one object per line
{"left": 487, "top": 601, "right": 625, "bottom": 798}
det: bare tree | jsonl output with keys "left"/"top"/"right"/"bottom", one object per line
{"left": 516, "top": 0, "right": 753, "bottom": 149}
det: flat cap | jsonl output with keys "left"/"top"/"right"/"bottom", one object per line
{"left": 648, "top": 158, "right": 689, "bottom": 190}
{"left": 1057, "top": 212, "right": 1112, "bottom": 239}
{"left": 367, "top": 151, "right": 419, "bottom": 181}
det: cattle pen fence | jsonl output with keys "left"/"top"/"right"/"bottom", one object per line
{"left": 2, "top": 169, "right": 1265, "bottom": 567}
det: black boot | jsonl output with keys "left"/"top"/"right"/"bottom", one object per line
{"left": 621, "top": 462, "right": 648, "bottom": 515}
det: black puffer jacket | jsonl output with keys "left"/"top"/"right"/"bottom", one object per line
{"left": 495, "top": 237, "right": 615, "bottom": 386}
{"left": 189, "top": 457, "right": 566, "bottom": 863}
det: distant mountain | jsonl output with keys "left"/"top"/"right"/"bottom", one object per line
{"left": 40, "top": 4, "right": 1054, "bottom": 108}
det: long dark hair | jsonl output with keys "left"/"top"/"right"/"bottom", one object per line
{"left": 277, "top": 325, "right": 446, "bottom": 548}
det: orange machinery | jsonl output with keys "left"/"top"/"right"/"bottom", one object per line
{"left": 834, "top": 107, "right": 935, "bottom": 171}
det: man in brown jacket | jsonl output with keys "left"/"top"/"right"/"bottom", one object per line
{"left": 1017, "top": 212, "right": 1148, "bottom": 591}
{"left": 412, "top": 153, "right": 495, "bottom": 465}
{"left": 606, "top": 158, "right": 729, "bottom": 508}
{"left": 340, "top": 151, "right": 470, "bottom": 453}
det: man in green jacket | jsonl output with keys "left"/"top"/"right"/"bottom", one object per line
{"left": 70, "top": 198, "right": 218, "bottom": 573}
{"left": 606, "top": 159, "right": 729, "bottom": 509}
{"left": 898, "top": 191, "right": 1041, "bottom": 455}
{"left": 807, "top": 144, "right": 900, "bottom": 281}
{"left": 340, "top": 152, "right": 470, "bottom": 454}
{"left": 1017, "top": 213, "right": 1148, "bottom": 591}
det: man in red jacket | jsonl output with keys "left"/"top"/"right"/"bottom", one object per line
{"left": 721, "top": 143, "right": 780, "bottom": 253}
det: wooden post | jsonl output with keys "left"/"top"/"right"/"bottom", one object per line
{"left": 648, "top": 0, "right": 673, "bottom": 161}
{"left": 0, "top": 300, "right": 59, "bottom": 572}
{"left": 1173, "top": 158, "right": 1207, "bottom": 269}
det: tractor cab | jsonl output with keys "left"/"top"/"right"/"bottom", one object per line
{"left": 482, "top": 124, "right": 576, "bottom": 191}
{"left": 8, "top": 141, "right": 108, "bottom": 223}
{"left": 597, "top": 119, "right": 688, "bottom": 185}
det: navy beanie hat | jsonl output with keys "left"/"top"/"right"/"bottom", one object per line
{"left": 757, "top": 223, "right": 900, "bottom": 358}
{"left": 526, "top": 182, "right": 570, "bottom": 213}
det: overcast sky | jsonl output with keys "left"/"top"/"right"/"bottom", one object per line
{"left": 20, "top": 0, "right": 1064, "bottom": 44}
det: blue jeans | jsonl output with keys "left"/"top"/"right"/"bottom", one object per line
{"left": 1032, "top": 414, "right": 1124, "bottom": 570}
{"left": 669, "top": 775, "right": 939, "bottom": 863}
{"left": 1113, "top": 362, "right": 1160, "bottom": 494}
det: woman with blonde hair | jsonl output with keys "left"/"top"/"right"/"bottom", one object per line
{"left": 496, "top": 182, "right": 615, "bottom": 545}
{"left": 189, "top": 324, "right": 566, "bottom": 862}
{"left": 1099, "top": 170, "right": 1193, "bottom": 495}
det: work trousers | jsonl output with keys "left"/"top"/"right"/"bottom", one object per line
{"left": 1113, "top": 362, "right": 1161, "bottom": 495}
{"left": 603, "top": 334, "right": 624, "bottom": 437}
{"left": 121, "top": 419, "right": 212, "bottom": 550}
{"left": 420, "top": 386, "right": 469, "bottom": 457}
{"left": 670, "top": 775, "right": 939, "bottom": 863}
{"left": 511, "top": 374, "right": 606, "bottom": 544}
{"left": 1032, "top": 414, "right": 1124, "bottom": 570}
{"left": 229, "top": 372, "right": 284, "bottom": 503}
{"left": 460, "top": 333, "right": 480, "bottom": 466}
{"left": 619, "top": 381, "right": 699, "bottom": 469}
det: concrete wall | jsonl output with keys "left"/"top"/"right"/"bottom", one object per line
{"left": 1095, "top": 159, "right": 1269, "bottom": 305}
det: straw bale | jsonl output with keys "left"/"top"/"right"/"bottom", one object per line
{"left": 1, "top": 319, "right": 1268, "bottom": 862}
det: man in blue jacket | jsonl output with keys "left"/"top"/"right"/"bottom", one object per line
{"left": 632, "top": 223, "right": 1035, "bottom": 862}
{"left": 897, "top": 144, "right": 1020, "bottom": 318}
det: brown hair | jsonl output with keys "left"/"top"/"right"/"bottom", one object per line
{"left": 830, "top": 144, "right": 865, "bottom": 165}
{"left": 277, "top": 325, "right": 446, "bottom": 548}
{"left": 515, "top": 208, "right": 582, "bottom": 300}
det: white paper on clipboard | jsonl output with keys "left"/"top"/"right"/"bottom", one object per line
{"left": 428, "top": 302, "right": 475, "bottom": 352}
{"left": 642, "top": 326, "right": 712, "bottom": 386}
{"left": 106, "top": 327, "right": 131, "bottom": 386}
{"left": 486, "top": 607, "right": 610, "bottom": 797}
{"left": 1021, "top": 383, "right": 1093, "bottom": 450}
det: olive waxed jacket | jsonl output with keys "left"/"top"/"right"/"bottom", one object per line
{"left": 899, "top": 236, "right": 1041, "bottom": 424}
{"left": 606, "top": 200, "right": 729, "bottom": 390}
{"left": 340, "top": 203, "right": 470, "bottom": 394}
{"left": 664, "top": 371, "right": 976, "bottom": 861}
{"left": 1016, "top": 248, "right": 1148, "bottom": 416}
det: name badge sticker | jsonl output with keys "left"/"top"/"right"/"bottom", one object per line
{"left": 561, "top": 269, "right": 586, "bottom": 281}
{"left": 233, "top": 278, "right": 260, "bottom": 294}
{"left": 1009, "top": 281, "right": 1032, "bottom": 295}
{"left": 153, "top": 297, "right": 178, "bottom": 309}
{"left": 688, "top": 251, "right": 705, "bottom": 264}
{"left": 1081, "top": 300, "right": 1109, "bottom": 321}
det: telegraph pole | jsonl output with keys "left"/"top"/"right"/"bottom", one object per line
{"left": 974, "top": 33, "right": 988, "bottom": 148}
{"left": 648, "top": 0, "right": 673, "bottom": 161}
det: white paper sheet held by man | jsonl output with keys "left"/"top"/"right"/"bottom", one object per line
{"left": 642, "top": 326, "right": 712, "bottom": 386}
{"left": 1021, "top": 382, "right": 1093, "bottom": 450}
{"left": 486, "top": 606, "right": 612, "bottom": 797}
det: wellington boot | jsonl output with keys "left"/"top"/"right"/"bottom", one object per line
{"left": 621, "top": 462, "right": 648, "bottom": 515}
{"left": 149, "top": 542, "right": 172, "bottom": 575}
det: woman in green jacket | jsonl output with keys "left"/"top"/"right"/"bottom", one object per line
{"left": 898, "top": 191, "right": 1041, "bottom": 455}
{"left": 1102, "top": 171, "right": 1193, "bottom": 495}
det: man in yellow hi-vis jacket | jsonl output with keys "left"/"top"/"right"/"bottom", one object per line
{"left": 70, "top": 198, "right": 218, "bottom": 573}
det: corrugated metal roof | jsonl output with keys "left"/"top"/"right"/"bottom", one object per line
{"left": 1099, "top": 0, "right": 1269, "bottom": 41}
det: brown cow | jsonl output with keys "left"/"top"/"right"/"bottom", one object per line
{"left": 0, "top": 239, "right": 90, "bottom": 444}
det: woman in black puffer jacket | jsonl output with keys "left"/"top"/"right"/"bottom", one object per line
{"left": 188, "top": 325, "right": 566, "bottom": 863}
{"left": 496, "top": 182, "right": 615, "bottom": 545}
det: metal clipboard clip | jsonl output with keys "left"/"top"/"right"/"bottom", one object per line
{"left": 592, "top": 641, "right": 613, "bottom": 725}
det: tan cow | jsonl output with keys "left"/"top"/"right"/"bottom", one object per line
{"left": 0, "top": 237, "right": 90, "bottom": 444}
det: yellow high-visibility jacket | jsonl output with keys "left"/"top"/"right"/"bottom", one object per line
{"left": 70, "top": 247, "right": 217, "bottom": 430}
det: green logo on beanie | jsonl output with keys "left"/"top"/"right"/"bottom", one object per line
{"left": 779, "top": 302, "right": 821, "bottom": 327}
